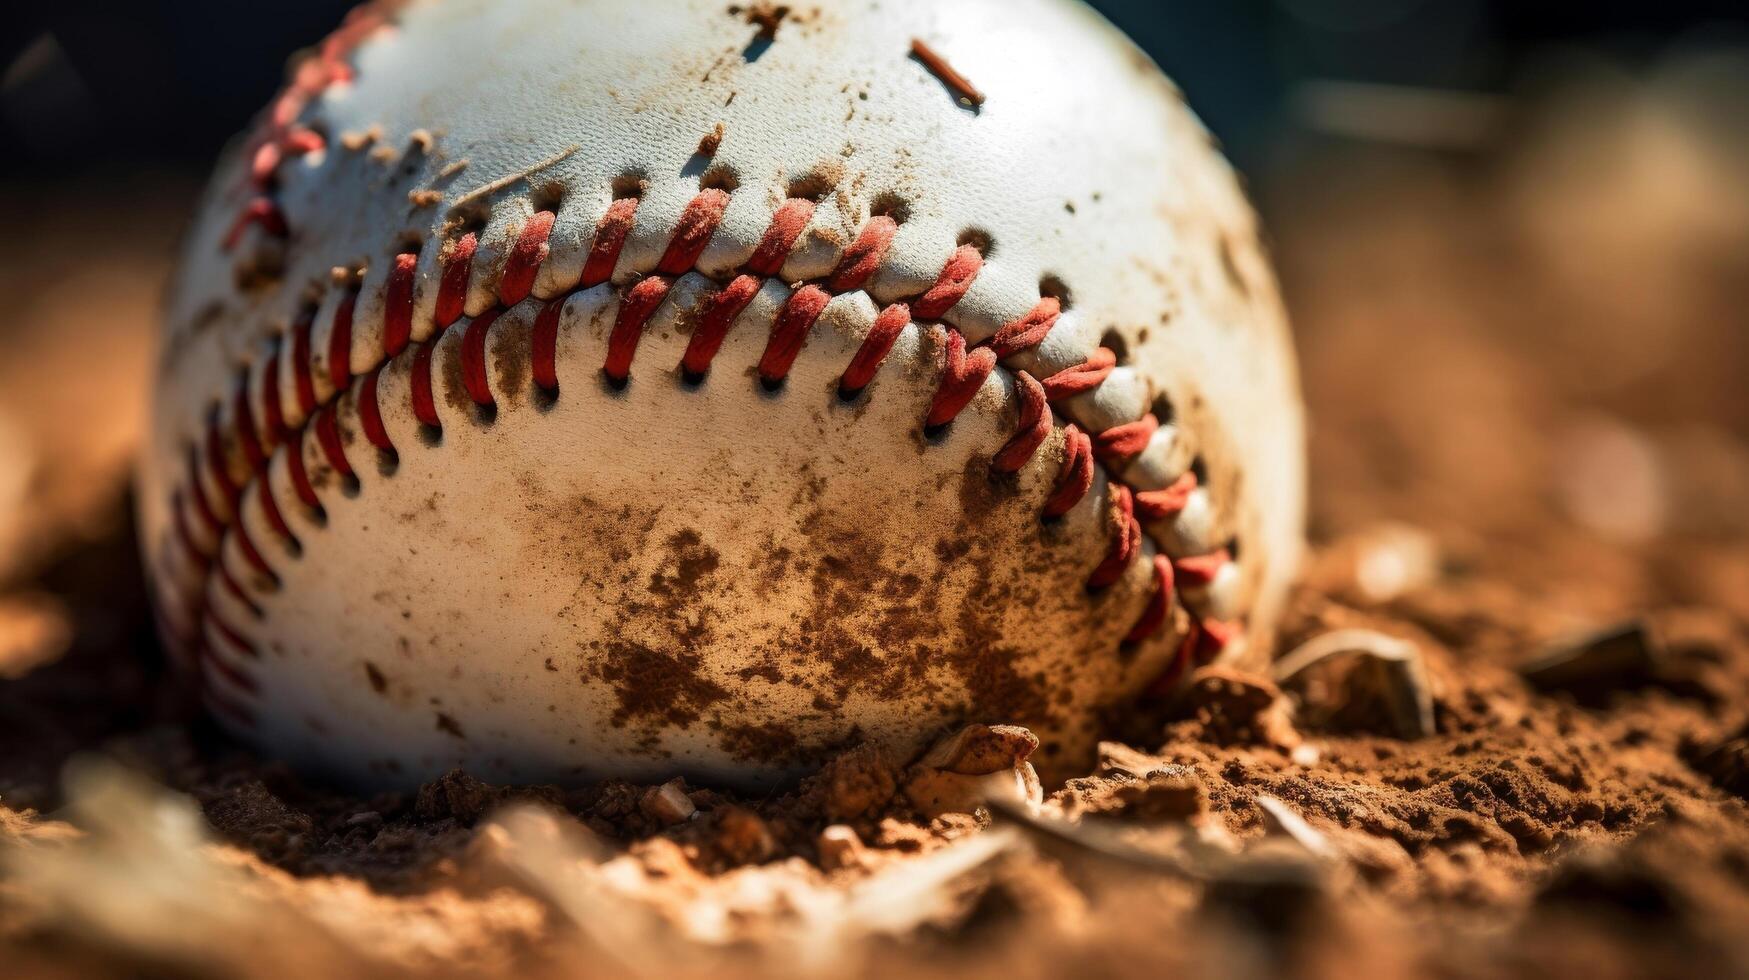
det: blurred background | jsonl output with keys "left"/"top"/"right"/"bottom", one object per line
{"left": 1, "top": 0, "right": 1747, "bottom": 703}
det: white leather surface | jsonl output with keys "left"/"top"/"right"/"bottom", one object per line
{"left": 140, "top": 0, "right": 1305, "bottom": 788}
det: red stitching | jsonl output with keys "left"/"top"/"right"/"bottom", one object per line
{"left": 292, "top": 307, "right": 319, "bottom": 416}
{"left": 204, "top": 644, "right": 260, "bottom": 694}
{"left": 208, "top": 608, "right": 259, "bottom": 658}
{"left": 358, "top": 365, "right": 394, "bottom": 449}
{"left": 233, "top": 374, "right": 267, "bottom": 471}
{"left": 1086, "top": 483, "right": 1140, "bottom": 590}
{"left": 256, "top": 474, "right": 298, "bottom": 548}
{"left": 205, "top": 414, "right": 239, "bottom": 507}
{"left": 1094, "top": 413, "right": 1157, "bottom": 466}
{"left": 215, "top": 560, "right": 259, "bottom": 617}
{"left": 262, "top": 344, "right": 287, "bottom": 441}
{"left": 583, "top": 197, "right": 639, "bottom": 287}
{"left": 988, "top": 298, "right": 1061, "bottom": 359}
{"left": 1172, "top": 548, "right": 1229, "bottom": 589}
{"left": 758, "top": 284, "right": 831, "bottom": 386}
{"left": 828, "top": 216, "right": 897, "bottom": 292}
{"left": 461, "top": 309, "right": 501, "bottom": 406}
{"left": 924, "top": 330, "right": 997, "bottom": 429}
{"left": 532, "top": 298, "right": 563, "bottom": 391}
{"left": 1124, "top": 554, "right": 1175, "bottom": 645}
{"left": 285, "top": 429, "right": 321, "bottom": 511}
{"left": 411, "top": 340, "right": 440, "bottom": 427}
{"left": 500, "top": 211, "right": 555, "bottom": 306}
{"left": 436, "top": 232, "right": 478, "bottom": 327}
{"left": 328, "top": 290, "right": 356, "bottom": 391}
{"left": 1043, "top": 424, "right": 1094, "bottom": 519}
{"left": 1136, "top": 470, "right": 1196, "bottom": 522}
{"left": 314, "top": 404, "right": 354, "bottom": 479}
{"left": 747, "top": 198, "right": 814, "bottom": 275}
{"left": 658, "top": 188, "right": 728, "bottom": 274}
{"left": 839, "top": 303, "right": 910, "bottom": 395}
{"left": 604, "top": 275, "right": 673, "bottom": 384}
{"left": 992, "top": 371, "right": 1049, "bottom": 472}
{"left": 1041, "top": 347, "right": 1115, "bottom": 402}
{"left": 232, "top": 517, "right": 278, "bottom": 587}
{"left": 681, "top": 273, "right": 761, "bottom": 379}
{"left": 223, "top": 197, "right": 287, "bottom": 249}
{"left": 912, "top": 243, "right": 982, "bottom": 320}
{"left": 384, "top": 252, "right": 418, "bottom": 356}
{"left": 179, "top": 186, "right": 1233, "bottom": 713}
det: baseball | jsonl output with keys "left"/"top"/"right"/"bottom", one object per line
{"left": 139, "top": 0, "right": 1304, "bottom": 788}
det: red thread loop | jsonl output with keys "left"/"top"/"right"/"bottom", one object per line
{"left": 912, "top": 244, "right": 983, "bottom": 320}
{"left": 1172, "top": 548, "right": 1230, "bottom": 589}
{"left": 1087, "top": 483, "right": 1141, "bottom": 589}
{"left": 747, "top": 199, "right": 815, "bottom": 275}
{"left": 461, "top": 310, "right": 501, "bottom": 406}
{"left": 988, "top": 298, "right": 1061, "bottom": 358}
{"left": 232, "top": 520, "right": 278, "bottom": 587}
{"left": 208, "top": 609, "right": 260, "bottom": 658}
{"left": 499, "top": 211, "right": 555, "bottom": 306}
{"left": 328, "top": 291, "right": 356, "bottom": 391}
{"left": 233, "top": 376, "right": 267, "bottom": 471}
{"left": 436, "top": 233, "right": 478, "bottom": 327}
{"left": 223, "top": 197, "right": 288, "bottom": 249}
{"left": 682, "top": 274, "right": 762, "bottom": 378}
{"left": 604, "top": 276, "right": 673, "bottom": 383}
{"left": 1123, "top": 554, "right": 1176, "bottom": 645}
{"left": 384, "top": 252, "right": 418, "bottom": 357}
{"left": 1135, "top": 470, "right": 1197, "bottom": 522}
{"left": 925, "top": 330, "right": 997, "bottom": 429}
{"left": 838, "top": 303, "right": 910, "bottom": 395}
{"left": 1190, "top": 618, "right": 1239, "bottom": 664}
{"left": 583, "top": 197, "right": 639, "bottom": 286}
{"left": 532, "top": 298, "right": 564, "bottom": 391}
{"left": 827, "top": 216, "right": 898, "bottom": 292}
{"left": 261, "top": 346, "right": 287, "bottom": 441}
{"left": 256, "top": 477, "right": 297, "bottom": 548}
{"left": 186, "top": 449, "right": 223, "bottom": 535}
{"left": 410, "top": 341, "right": 440, "bottom": 427}
{"left": 1094, "top": 413, "right": 1158, "bottom": 466}
{"left": 992, "top": 371, "right": 1050, "bottom": 472}
{"left": 758, "top": 285, "right": 831, "bottom": 387}
{"left": 358, "top": 366, "right": 394, "bottom": 450}
{"left": 1041, "top": 347, "right": 1116, "bottom": 402}
{"left": 1044, "top": 424, "right": 1094, "bottom": 518}
{"left": 659, "top": 189, "right": 729, "bottom": 274}
{"left": 285, "top": 430, "right": 320, "bottom": 510}
{"left": 205, "top": 415, "right": 239, "bottom": 507}
{"left": 314, "top": 404, "right": 354, "bottom": 479}
{"left": 291, "top": 307, "right": 319, "bottom": 416}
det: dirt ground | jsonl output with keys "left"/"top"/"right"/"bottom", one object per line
{"left": 2, "top": 63, "right": 1748, "bottom": 979}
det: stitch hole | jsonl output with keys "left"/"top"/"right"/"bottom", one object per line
{"left": 601, "top": 369, "right": 630, "bottom": 394}
{"left": 1039, "top": 274, "right": 1073, "bottom": 310}
{"left": 417, "top": 423, "right": 443, "bottom": 448}
{"left": 611, "top": 173, "right": 647, "bottom": 200}
{"left": 869, "top": 192, "right": 911, "bottom": 225}
{"left": 699, "top": 165, "right": 739, "bottom": 193}
{"left": 680, "top": 367, "right": 708, "bottom": 389}
{"left": 339, "top": 472, "right": 362, "bottom": 498}
{"left": 394, "top": 233, "right": 425, "bottom": 257}
{"left": 758, "top": 374, "right": 786, "bottom": 395}
{"left": 956, "top": 228, "right": 993, "bottom": 256}
{"left": 530, "top": 182, "right": 566, "bottom": 213}
{"left": 787, "top": 172, "right": 835, "bottom": 202}
{"left": 470, "top": 402, "right": 498, "bottom": 427}
{"left": 921, "top": 421, "right": 953, "bottom": 443}
{"left": 1099, "top": 329, "right": 1131, "bottom": 366}
{"left": 531, "top": 383, "right": 559, "bottom": 413}
{"left": 1150, "top": 392, "right": 1177, "bottom": 427}
{"left": 835, "top": 381, "right": 865, "bottom": 404}
{"left": 375, "top": 447, "right": 399, "bottom": 478}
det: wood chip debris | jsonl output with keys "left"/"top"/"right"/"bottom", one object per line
{"left": 910, "top": 38, "right": 985, "bottom": 107}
